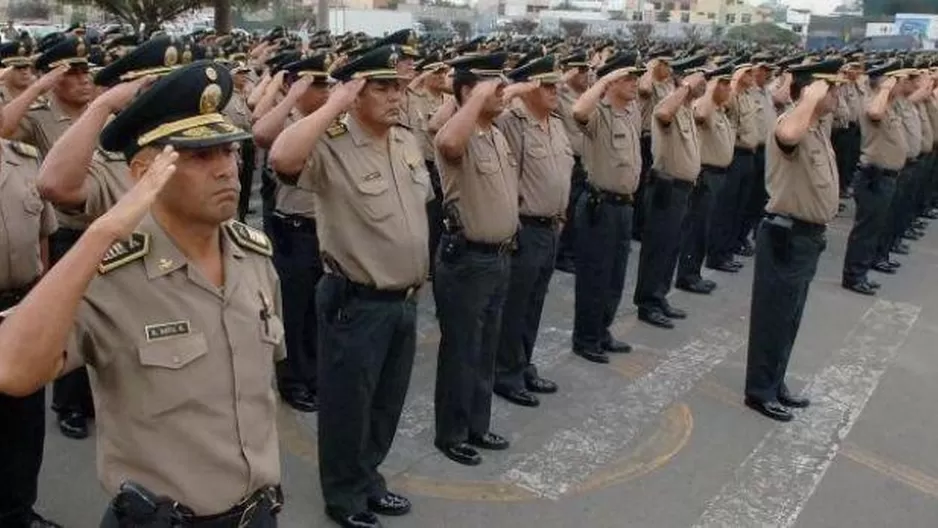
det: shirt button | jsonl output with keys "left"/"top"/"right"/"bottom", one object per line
{"left": 172, "top": 356, "right": 181, "bottom": 365}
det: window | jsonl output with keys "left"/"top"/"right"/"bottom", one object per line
{"left": 725, "top": 13, "right": 735, "bottom": 23}
{"left": 632, "top": 11, "right": 643, "bottom": 20}
{"left": 741, "top": 13, "right": 751, "bottom": 23}
{"left": 680, "top": 12, "right": 690, "bottom": 22}
{"left": 680, "top": 1, "right": 690, "bottom": 10}
{"left": 652, "top": 1, "right": 661, "bottom": 8}
{"left": 707, "top": 12, "right": 715, "bottom": 19}
{"left": 664, "top": 1, "right": 675, "bottom": 10}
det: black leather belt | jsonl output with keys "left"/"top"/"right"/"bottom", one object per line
{"left": 345, "top": 279, "right": 420, "bottom": 302}
{"left": 465, "top": 235, "right": 517, "bottom": 255}
{"left": 701, "top": 164, "right": 728, "bottom": 173}
{"left": 734, "top": 146, "right": 756, "bottom": 155}
{"left": 520, "top": 215, "right": 561, "bottom": 229}
{"left": 765, "top": 214, "right": 826, "bottom": 236}
{"left": 272, "top": 211, "right": 316, "bottom": 232}
{"left": 587, "top": 185, "right": 633, "bottom": 205}
{"left": 860, "top": 165, "right": 900, "bottom": 178}
{"left": 183, "top": 486, "right": 283, "bottom": 527}
{"left": 651, "top": 173, "right": 694, "bottom": 190}
{"left": 0, "top": 280, "right": 37, "bottom": 312}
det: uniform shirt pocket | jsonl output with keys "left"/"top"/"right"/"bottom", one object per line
{"left": 476, "top": 155, "right": 501, "bottom": 175}
{"left": 353, "top": 173, "right": 394, "bottom": 221}
{"left": 23, "top": 189, "right": 42, "bottom": 215}
{"left": 137, "top": 333, "right": 210, "bottom": 417}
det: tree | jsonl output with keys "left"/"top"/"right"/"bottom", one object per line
{"left": 418, "top": 17, "right": 448, "bottom": 33}
{"left": 8, "top": 1, "right": 53, "bottom": 20}
{"left": 509, "top": 19, "right": 539, "bottom": 35}
{"left": 656, "top": 9, "right": 670, "bottom": 23}
{"left": 629, "top": 22, "right": 653, "bottom": 44}
{"left": 62, "top": 0, "right": 267, "bottom": 35}
{"left": 725, "top": 22, "right": 799, "bottom": 45}
{"left": 560, "top": 19, "right": 587, "bottom": 38}
{"left": 681, "top": 24, "right": 703, "bottom": 43}
{"left": 452, "top": 20, "right": 472, "bottom": 40}
{"left": 864, "top": 0, "right": 938, "bottom": 15}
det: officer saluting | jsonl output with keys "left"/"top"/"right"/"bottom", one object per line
{"left": 0, "top": 61, "right": 286, "bottom": 526}
{"left": 744, "top": 59, "right": 844, "bottom": 423}
{"left": 270, "top": 45, "right": 428, "bottom": 528}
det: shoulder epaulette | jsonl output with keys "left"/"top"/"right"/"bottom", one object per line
{"left": 325, "top": 121, "right": 348, "bottom": 138}
{"left": 510, "top": 107, "right": 527, "bottom": 120}
{"left": 28, "top": 97, "right": 49, "bottom": 111}
{"left": 395, "top": 121, "right": 412, "bottom": 131}
{"left": 225, "top": 221, "right": 273, "bottom": 257}
{"left": 549, "top": 110, "right": 563, "bottom": 120}
{"left": 99, "top": 232, "right": 149, "bottom": 274}
{"left": 8, "top": 141, "right": 39, "bottom": 159}
{"left": 97, "top": 148, "right": 124, "bottom": 162}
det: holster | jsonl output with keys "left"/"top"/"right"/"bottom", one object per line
{"left": 440, "top": 200, "right": 467, "bottom": 263}
{"left": 100, "top": 481, "right": 190, "bottom": 528}
{"left": 765, "top": 217, "right": 794, "bottom": 265}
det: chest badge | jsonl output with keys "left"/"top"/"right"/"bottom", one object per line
{"left": 145, "top": 320, "right": 191, "bottom": 342}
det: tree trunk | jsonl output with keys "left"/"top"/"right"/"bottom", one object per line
{"left": 214, "top": 0, "right": 232, "bottom": 34}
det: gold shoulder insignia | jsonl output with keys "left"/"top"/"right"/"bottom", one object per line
{"left": 9, "top": 141, "right": 39, "bottom": 159}
{"left": 325, "top": 121, "right": 348, "bottom": 138}
{"left": 225, "top": 221, "right": 273, "bottom": 257}
{"left": 98, "top": 233, "right": 149, "bottom": 274}
{"left": 28, "top": 97, "right": 49, "bottom": 111}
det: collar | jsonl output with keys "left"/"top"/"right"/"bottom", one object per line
{"left": 141, "top": 215, "right": 244, "bottom": 280}
{"left": 347, "top": 115, "right": 373, "bottom": 147}
{"left": 48, "top": 95, "right": 81, "bottom": 123}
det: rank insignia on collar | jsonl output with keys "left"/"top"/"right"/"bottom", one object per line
{"left": 99, "top": 232, "right": 150, "bottom": 274}
{"left": 225, "top": 220, "right": 273, "bottom": 256}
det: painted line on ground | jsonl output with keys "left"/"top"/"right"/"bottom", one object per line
{"left": 692, "top": 300, "right": 920, "bottom": 528}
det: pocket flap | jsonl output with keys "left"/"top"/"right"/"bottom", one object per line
{"left": 138, "top": 333, "right": 208, "bottom": 369}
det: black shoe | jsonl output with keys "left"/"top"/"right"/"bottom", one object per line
{"left": 842, "top": 280, "right": 876, "bottom": 296}
{"left": 525, "top": 376, "right": 558, "bottom": 394}
{"left": 468, "top": 431, "right": 510, "bottom": 451}
{"left": 279, "top": 387, "right": 319, "bottom": 413}
{"left": 638, "top": 308, "right": 675, "bottom": 329}
{"left": 573, "top": 347, "right": 610, "bottom": 364}
{"left": 867, "top": 279, "right": 881, "bottom": 289}
{"left": 892, "top": 243, "right": 910, "bottom": 255}
{"left": 601, "top": 337, "right": 632, "bottom": 353}
{"left": 494, "top": 386, "right": 540, "bottom": 407}
{"left": 436, "top": 442, "right": 481, "bottom": 466}
{"left": 871, "top": 261, "right": 897, "bottom": 274}
{"left": 912, "top": 219, "right": 928, "bottom": 229}
{"left": 23, "top": 512, "right": 63, "bottom": 528}
{"left": 675, "top": 279, "right": 712, "bottom": 294}
{"left": 368, "top": 492, "right": 411, "bottom": 516}
{"left": 735, "top": 241, "right": 755, "bottom": 257}
{"left": 902, "top": 230, "right": 922, "bottom": 241}
{"left": 744, "top": 398, "right": 794, "bottom": 422}
{"left": 883, "top": 259, "right": 901, "bottom": 269}
{"left": 660, "top": 303, "right": 687, "bottom": 320}
{"left": 326, "top": 508, "right": 383, "bottom": 528}
{"left": 58, "top": 412, "right": 89, "bottom": 439}
{"left": 707, "top": 260, "right": 740, "bottom": 273}
{"left": 700, "top": 279, "right": 717, "bottom": 290}
{"left": 778, "top": 392, "right": 811, "bottom": 409}
{"left": 922, "top": 209, "right": 938, "bottom": 220}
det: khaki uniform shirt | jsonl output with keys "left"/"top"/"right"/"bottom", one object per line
{"left": 495, "top": 105, "right": 574, "bottom": 218}
{"left": 859, "top": 98, "right": 907, "bottom": 171}
{"left": 83, "top": 150, "right": 134, "bottom": 220}
{"left": 697, "top": 107, "right": 735, "bottom": 169}
{"left": 406, "top": 88, "right": 448, "bottom": 162}
{"left": 753, "top": 86, "right": 776, "bottom": 146}
{"left": 558, "top": 86, "right": 585, "bottom": 157}
{"left": 223, "top": 89, "right": 252, "bottom": 132}
{"left": 651, "top": 103, "right": 700, "bottom": 182}
{"left": 897, "top": 98, "right": 922, "bottom": 160}
{"left": 0, "top": 141, "right": 58, "bottom": 289}
{"left": 63, "top": 215, "right": 284, "bottom": 516}
{"left": 275, "top": 110, "right": 317, "bottom": 218}
{"left": 728, "top": 89, "right": 762, "bottom": 150}
{"left": 917, "top": 101, "right": 933, "bottom": 154}
{"left": 579, "top": 100, "right": 642, "bottom": 195}
{"left": 765, "top": 115, "right": 839, "bottom": 225}
{"left": 840, "top": 82, "right": 863, "bottom": 127}
{"left": 299, "top": 117, "right": 431, "bottom": 288}
{"left": 927, "top": 98, "right": 938, "bottom": 148}
{"left": 641, "top": 80, "right": 673, "bottom": 134}
{"left": 435, "top": 123, "right": 518, "bottom": 244}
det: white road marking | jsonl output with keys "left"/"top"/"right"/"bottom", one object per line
{"left": 693, "top": 300, "right": 920, "bottom": 528}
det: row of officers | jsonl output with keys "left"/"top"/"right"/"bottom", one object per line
{"left": 0, "top": 27, "right": 937, "bottom": 528}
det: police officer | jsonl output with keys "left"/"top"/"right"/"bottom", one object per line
{"left": 831, "top": 59, "right": 864, "bottom": 198}
{"left": 707, "top": 62, "right": 760, "bottom": 273}
{"left": 224, "top": 55, "right": 257, "bottom": 221}
{"left": 0, "top": 40, "right": 35, "bottom": 103}
{"left": 555, "top": 52, "right": 591, "bottom": 273}
{"left": 0, "top": 61, "right": 285, "bottom": 526}
{"left": 571, "top": 52, "right": 643, "bottom": 364}
{"left": 842, "top": 62, "right": 906, "bottom": 295}
{"left": 744, "top": 60, "right": 843, "bottom": 423}
{"left": 0, "top": 139, "right": 60, "bottom": 528}
{"left": 675, "top": 63, "right": 735, "bottom": 295}
{"left": 432, "top": 52, "right": 515, "bottom": 467}
{"left": 492, "top": 55, "right": 572, "bottom": 407}
{"left": 636, "top": 53, "right": 674, "bottom": 240}
{"left": 270, "top": 45, "right": 428, "bottom": 528}
{"left": 254, "top": 53, "right": 333, "bottom": 413}
{"left": 633, "top": 55, "right": 706, "bottom": 329}
{"left": 910, "top": 73, "right": 935, "bottom": 236}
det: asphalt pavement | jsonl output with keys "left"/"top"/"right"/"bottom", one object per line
{"left": 32, "top": 199, "right": 938, "bottom": 528}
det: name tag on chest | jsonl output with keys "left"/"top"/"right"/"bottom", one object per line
{"left": 145, "top": 320, "right": 191, "bottom": 341}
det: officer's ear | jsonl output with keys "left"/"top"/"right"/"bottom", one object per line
{"left": 128, "top": 146, "right": 160, "bottom": 183}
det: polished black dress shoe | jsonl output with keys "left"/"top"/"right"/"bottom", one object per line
{"left": 58, "top": 411, "right": 89, "bottom": 439}
{"left": 436, "top": 442, "right": 482, "bottom": 466}
{"left": 19, "top": 511, "right": 63, "bottom": 528}
{"left": 883, "top": 259, "right": 901, "bottom": 269}
{"left": 871, "top": 261, "right": 897, "bottom": 274}
{"left": 639, "top": 308, "right": 675, "bottom": 329}
{"left": 735, "top": 241, "right": 755, "bottom": 257}
{"left": 574, "top": 347, "right": 610, "bottom": 364}
{"left": 326, "top": 508, "right": 383, "bottom": 528}
{"left": 892, "top": 242, "right": 910, "bottom": 255}
{"left": 525, "top": 376, "right": 558, "bottom": 394}
{"left": 842, "top": 280, "right": 876, "bottom": 296}
{"left": 922, "top": 209, "right": 938, "bottom": 220}
{"left": 468, "top": 431, "right": 510, "bottom": 451}
{"left": 279, "top": 387, "right": 319, "bottom": 413}
{"left": 778, "top": 392, "right": 811, "bottom": 409}
{"left": 368, "top": 492, "right": 412, "bottom": 516}
{"left": 901, "top": 229, "right": 922, "bottom": 241}
{"left": 700, "top": 278, "right": 717, "bottom": 290}
{"left": 660, "top": 303, "right": 687, "bottom": 319}
{"left": 601, "top": 337, "right": 632, "bottom": 353}
{"left": 744, "top": 398, "right": 794, "bottom": 422}
{"left": 494, "top": 386, "right": 540, "bottom": 407}
{"left": 867, "top": 279, "right": 881, "bottom": 289}
{"left": 675, "top": 279, "right": 712, "bottom": 294}
{"left": 707, "top": 260, "right": 740, "bottom": 273}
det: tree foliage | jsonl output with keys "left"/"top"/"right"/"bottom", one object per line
{"left": 629, "top": 22, "right": 653, "bottom": 44}
{"left": 864, "top": 0, "right": 938, "bottom": 16}
{"left": 509, "top": 19, "right": 539, "bottom": 35}
{"left": 725, "top": 22, "right": 799, "bottom": 45}
{"left": 61, "top": 0, "right": 267, "bottom": 35}
{"left": 451, "top": 20, "right": 471, "bottom": 40}
{"left": 8, "top": 1, "right": 53, "bottom": 20}
{"left": 560, "top": 19, "right": 587, "bottom": 38}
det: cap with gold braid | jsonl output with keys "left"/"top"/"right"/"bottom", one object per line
{"left": 282, "top": 52, "right": 335, "bottom": 82}
{"left": 0, "top": 41, "right": 33, "bottom": 67}
{"left": 787, "top": 58, "right": 846, "bottom": 87}
{"left": 330, "top": 45, "right": 408, "bottom": 82}
{"left": 35, "top": 35, "right": 89, "bottom": 72}
{"left": 559, "top": 51, "right": 589, "bottom": 69}
{"left": 596, "top": 51, "right": 644, "bottom": 79}
{"left": 370, "top": 29, "right": 420, "bottom": 59}
{"left": 507, "top": 54, "right": 560, "bottom": 84}
{"left": 94, "top": 35, "right": 187, "bottom": 87}
{"left": 415, "top": 50, "right": 447, "bottom": 73}
{"left": 100, "top": 60, "right": 252, "bottom": 160}
{"left": 447, "top": 52, "right": 510, "bottom": 80}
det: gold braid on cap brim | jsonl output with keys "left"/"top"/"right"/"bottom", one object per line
{"left": 350, "top": 69, "right": 402, "bottom": 80}
{"left": 813, "top": 73, "right": 846, "bottom": 84}
{"left": 529, "top": 72, "right": 561, "bottom": 83}
{"left": 48, "top": 57, "right": 88, "bottom": 69}
{"left": 119, "top": 66, "right": 180, "bottom": 82}
{"left": 137, "top": 113, "right": 226, "bottom": 146}
{"left": 297, "top": 70, "right": 330, "bottom": 79}
{"left": 1, "top": 57, "right": 32, "bottom": 67}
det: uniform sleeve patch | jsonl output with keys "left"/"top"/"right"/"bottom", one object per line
{"left": 98, "top": 232, "right": 150, "bottom": 274}
{"left": 225, "top": 221, "right": 273, "bottom": 256}
{"left": 9, "top": 141, "right": 39, "bottom": 159}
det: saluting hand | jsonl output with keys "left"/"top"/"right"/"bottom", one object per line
{"left": 96, "top": 75, "right": 158, "bottom": 114}
{"left": 470, "top": 79, "right": 503, "bottom": 102}
{"left": 90, "top": 146, "right": 178, "bottom": 241}
{"left": 35, "top": 65, "right": 70, "bottom": 94}
{"left": 802, "top": 80, "right": 830, "bottom": 103}
{"left": 682, "top": 72, "right": 706, "bottom": 92}
{"left": 286, "top": 74, "right": 314, "bottom": 101}
{"left": 880, "top": 76, "right": 898, "bottom": 93}
{"left": 328, "top": 78, "right": 366, "bottom": 111}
